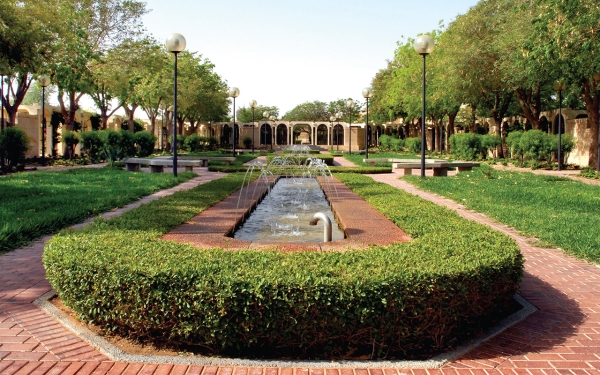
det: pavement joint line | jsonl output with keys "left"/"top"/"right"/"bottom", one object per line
{"left": 33, "top": 290, "right": 536, "bottom": 369}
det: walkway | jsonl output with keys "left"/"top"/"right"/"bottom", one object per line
{"left": 1, "top": 168, "right": 600, "bottom": 374}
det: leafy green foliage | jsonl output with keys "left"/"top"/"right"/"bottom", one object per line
{"left": 404, "top": 137, "right": 421, "bottom": 154}
{"left": 519, "top": 130, "right": 552, "bottom": 161}
{"left": 79, "top": 131, "right": 103, "bottom": 162}
{"left": 133, "top": 131, "right": 156, "bottom": 157}
{"left": 0, "top": 126, "right": 30, "bottom": 171}
{"left": 44, "top": 173, "right": 522, "bottom": 359}
{"left": 0, "top": 168, "right": 194, "bottom": 254}
{"left": 407, "top": 168, "right": 600, "bottom": 263}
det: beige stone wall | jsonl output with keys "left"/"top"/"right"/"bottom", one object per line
{"left": 566, "top": 118, "right": 592, "bottom": 167}
{"left": 15, "top": 114, "right": 40, "bottom": 158}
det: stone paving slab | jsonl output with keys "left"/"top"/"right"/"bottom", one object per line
{"left": 2, "top": 168, "right": 600, "bottom": 374}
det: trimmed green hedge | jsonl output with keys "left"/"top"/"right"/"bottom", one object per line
{"left": 266, "top": 153, "right": 334, "bottom": 166}
{"left": 44, "top": 173, "right": 523, "bottom": 359}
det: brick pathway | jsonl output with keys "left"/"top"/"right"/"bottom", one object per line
{"left": 2, "top": 169, "right": 600, "bottom": 374}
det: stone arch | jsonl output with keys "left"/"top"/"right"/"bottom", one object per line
{"left": 260, "top": 123, "right": 272, "bottom": 146}
{"left": 539, "top": 116, "right": 549, "bottom": 133}
{"left": 553, "top": 114, "right": 566, "bottom": 135}
{"left": 575, "top": 114, "right": 588, "bottom": 119}
{"left": 276, "top": 124, "right": 287, "bottom": 145}
{"left": 316, "top": 124, "right": 328, "bottom": 145}
{"left": 333, "top": 124, "right": 344, "bottom": 146}
{"left": 222, "top": 124, "right": 231, "bottom": 146}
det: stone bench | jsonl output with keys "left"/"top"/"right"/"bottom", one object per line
{"left": 362, "top": 158, "right": 479, "bottom": 176}
{"left": 175, "top": 156, "right": 236, "bottom": 167}
{"left": 124, "top": 158, "right": 208, "bottom": 173}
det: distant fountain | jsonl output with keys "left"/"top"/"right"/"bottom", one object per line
{"left": 234, "top": 147, "right": 343, "bottom": 243}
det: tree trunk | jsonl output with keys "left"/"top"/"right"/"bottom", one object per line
{"left": 447, "top": 111, "right": 457, "bottom": 152}
{"left": 58, "top": 90, "right": 82, "bottom": 131}
{"left": 4, "top": 73, "right": 33, "bottom": 127}
{"left": 123, "top": 104, "right": 138, "bottom": 132}
{"left": 581, "top": 80, "right": 600, "bottom": 168}
{"left": 514, "top": 85, "right": 542, "bottom": 130}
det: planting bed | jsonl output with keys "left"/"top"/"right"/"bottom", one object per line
{"left": 43, "top": 173, "right": 523, "bottom": 360}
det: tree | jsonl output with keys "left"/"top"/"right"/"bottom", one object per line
{"left": 327, "top": 99, "right": 363, "bottom": 123}
{"left": 237, "top": 105, "right": 279, "bottom": 123}
{"left": 529, "top": 0, "right": 600, "bottom": 168}
{"left": 440, "top": 1, "right": 515, "bottom": 157}
{"left": 0, "top": 0, "right": 59, "bottom": 126}
{"left": 50, "top": 0, "right": 148, "bottom": 131}
{"left": 283, "top": 101, "right": 329, "bottom": 121}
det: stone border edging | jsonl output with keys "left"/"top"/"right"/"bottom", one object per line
{"left": 34, "top": 291, "right": 536, "bottom": 369}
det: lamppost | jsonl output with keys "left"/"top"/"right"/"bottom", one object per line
{"left": 38, "top": 75, "right": 50, "bottom": 165}
{"left": 269, "top": 115, "right": 276, "bottom": 150}
{"left": 335, "top": 111, "right": 343, "bottom": 151}
{"left": 159, "top": 103, "right": 166, "bottom": 150}
{"left": 329, "top": 115, "right": 336, "bottom": 150}
{"left": 346, "top": 99, "right": 354, "bottom": 154}
{"left": 362, "top": 87, "right": 373, "bottom": 159}
{"left": 555, "top": 81, "right": 567, "bottom": 171}
{"left": 262, "top": 111, "right": 269, "bottom": 147}
{"left": 249, "top": 99, "right": 257, "bottom": 153}
{"left": 414, "top": 34, "right": 435, "bottom": 178}
{"left": 166, "top": 33, "right": 186, "bottom": 177}
{"left": 228, "top": 87, "right": 240, "bottom": 157}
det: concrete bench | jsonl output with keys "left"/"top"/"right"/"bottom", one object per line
{"left": 124, "top": 158, "right": 206, "bottom": 172}
{"left": 176, "top": 156, "right": 236, "bottom": 167}
{"left": 147, "top": 159, "right": 203, "bottom": 173}
{"left": 124, "top": 158, "right": 152, "bottom": 171}
{"left": 362, "top": 158, "right": 479, "bottom": 176}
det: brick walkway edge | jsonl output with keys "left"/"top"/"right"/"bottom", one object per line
{"left": 1, "top": 169, "right": 600, "bottom": 374}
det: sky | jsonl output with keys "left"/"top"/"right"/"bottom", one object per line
{"left": 79, "top": 0, "right": 480, "bottom": 118}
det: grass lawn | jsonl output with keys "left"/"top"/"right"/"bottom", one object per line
{"left": 406, "top": 167, "right": 600, "bottom": 263}
{"left": 344, "top": 152, "right": 419, "bottom": 167}
{"left": 0, "top": 168, "right": 195, "bottom": 254}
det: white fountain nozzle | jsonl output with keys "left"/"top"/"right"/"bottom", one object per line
{"left": 309, "top": 212, "right": 332, "bottom": 242}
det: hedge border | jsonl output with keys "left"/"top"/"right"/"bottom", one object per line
{"left": 44, "top": 173, "right": 523, "bottom": 360}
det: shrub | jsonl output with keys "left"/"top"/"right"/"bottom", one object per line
{"left": 519, "top": 130, "right": 552, "bottom": 161}
{"left": 242, "top": 136, "right": 252, "bottom": 149}
{"left": 61, "top": 130, "right": 79, "bottom": 160}
{"left": 119, "top": 130, "right": 136, "bottom": 158}
{"left": 98, "top": 130, "right": 122, "bottom": 166}
{"left": 550, "top": 133, "right": 575, "bottom": 159}
{"left": 449, "top": 133, "right": 481, "bottom": 160}
{"left": 80, "top": 131, "right": 104, "bottom": 163}
{"left": 0, "top": 126, "right": 30, "bottom": 170}
{"left": 404, "top": 137, "right": 421, "bottom": 154}
{"left": 184, "top": 134, "right": 202, "bottom": 152}
{"left": 44, "top": 173, "right": 523, "bottom": 360}
{"left": 390, "top": 137, "right": 405, "bottom": 152}
{"left": 134, "top": 131, "right": 156, "bottom": 157}
{"left": 480, "top": 134, "right": 501, "bottom": 154}
{"left": 379, "top": 134, "right": 393, "bottom": 151}
{"left": 505, "top": 131, "right": 524, "bottom": 159}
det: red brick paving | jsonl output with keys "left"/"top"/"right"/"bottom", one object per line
{"left": 2, "top": 169, "right": 600, "bottom": 373}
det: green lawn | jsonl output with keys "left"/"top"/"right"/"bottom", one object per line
{"left": 0, "top": 168, "right": 195, "bottom": 254}
{"left": 344, "top": 152, "right": 419, "bottom": 167}
{"left": 406, "top": 167, "right": 600, "bottom": 263}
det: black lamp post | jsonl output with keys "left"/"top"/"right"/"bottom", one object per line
{"left": 38, "top": 75, "right": 50, "bottom": 165}
{"left": 555, "top": 81, "right": 567, "bottom": 171}
{"left": 269, "top": 115, "right": 276, "bottom": 150}
{"left": 362, "top": 88, "right": 373, "bottom": 159}
{"left": 228, "top": 87, "right": 240, "bottom": 157}
{"left": 329, "top": 115, "right": 335, "bottom": 151}
{"left": 249, "top": 99, "right": 257, "bottom": 153}
{"left": 335, "top": 111, "right": 342, "bottom": 151}
{"left": 262, "top": 111, "right": 269, "bottom": 147}
{"left": 414, "top": 34, "right": 435, "bottom": 178}
{"left": 166, "top": 33, "right": 186, "bottom": 177}
{"left": 159, "top": 103, "right": 166, "bottom": 150}
{"left": 346, "top": 99, "right": 354, "bottom": 155}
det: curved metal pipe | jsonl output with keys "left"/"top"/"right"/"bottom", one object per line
{"left": 309, "top": 212, "right": 332, "bottom": 242}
